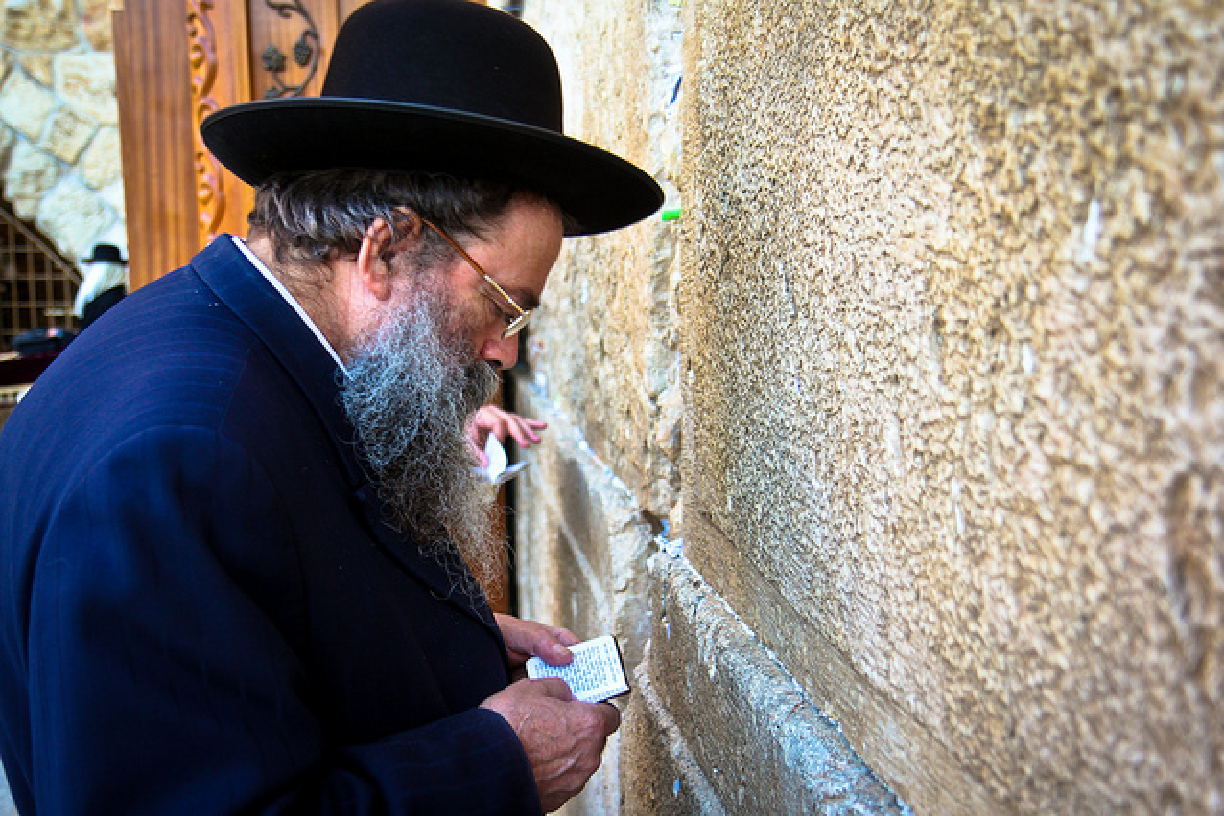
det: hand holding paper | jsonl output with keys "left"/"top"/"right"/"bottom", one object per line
{"left": 526, "top": 635, "right": 630, "bottom": 704}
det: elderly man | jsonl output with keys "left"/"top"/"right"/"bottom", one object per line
{"left": 0, "top": 1, "right": 661, "bottom": 813}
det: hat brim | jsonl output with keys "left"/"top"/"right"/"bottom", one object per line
{"left": 201, "top": 98, "right": 663, "bottom": 236}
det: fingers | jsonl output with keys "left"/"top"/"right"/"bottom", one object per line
{"left": 467, "top": 405, "right": 548, "bottom": 448}
{"left": 530, "top": 627, "right": 575, "bottom": 666}
{"left": 480, "top": 680, "right": 618, "bottom": 812}
{"left": 496, "top": 614, "right": 577, "bottom": 667}
{"left": 596, "top": 701, "right": 622, "bottom": 736}
{"left": 533, "top": 676, "right": 577, "bottom": 701}
{"left": 503, "top": 415, "right": 547, "bottom": 448}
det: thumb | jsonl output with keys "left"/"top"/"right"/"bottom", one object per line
{"left": 532, "top": 677, "right": 576, "bottom": 701}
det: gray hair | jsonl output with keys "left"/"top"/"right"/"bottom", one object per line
{"left": 247, "top": 169, "right": 523, "bottom": 271}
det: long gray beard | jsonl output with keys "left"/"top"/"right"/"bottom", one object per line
{"left": 341, "top": 294, "right": 502, "bottom": 596}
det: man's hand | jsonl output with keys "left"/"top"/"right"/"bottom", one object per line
{"left": 466, "top": 405, "right": 548, "bottom": 467}
{"left": 495, "top": 613, "right": 579, "bottom": 679}
{"left": 481, "top": 679, "right": 622, "bottom": 812}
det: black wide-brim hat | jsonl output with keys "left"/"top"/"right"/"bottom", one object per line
{"left": 200, "top": 0, "right": 663, "bottom": 236}
{"left": 82, "top": 243, "right": 127, "bottom": 265}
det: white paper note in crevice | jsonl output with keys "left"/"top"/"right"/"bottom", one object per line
{"left": 476, "top": 433, "right": 528, "bottom": 486}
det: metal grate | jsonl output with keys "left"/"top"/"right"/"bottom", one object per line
{"left": 0, "top": 195, "right": 81, "bottom": 353}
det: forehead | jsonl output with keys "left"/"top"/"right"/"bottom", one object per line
{"left": 477, "top": 195, "right": 564, "bottom": 306}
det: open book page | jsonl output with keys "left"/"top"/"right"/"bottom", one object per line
{"left": 525, "top": 635, "right": 630, "bottom": 703}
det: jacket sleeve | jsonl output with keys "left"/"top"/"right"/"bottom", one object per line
{"left": 26, "top": 426, "right": 541, "bottom": 815}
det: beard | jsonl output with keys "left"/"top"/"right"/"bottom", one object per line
{"left": 340, "top": 289, "right": 502, "bottom": 597}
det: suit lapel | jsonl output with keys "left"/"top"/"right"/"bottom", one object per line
{"left": 190, "top": 236, "right": 500, "bottom": 634}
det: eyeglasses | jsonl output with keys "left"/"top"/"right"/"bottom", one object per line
{"left": 420, "top": 217, "right": 534, "bottom": 339}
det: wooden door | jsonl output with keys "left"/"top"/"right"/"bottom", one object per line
{"left": 113, "top": 0, "right": 374, "bottom": 288}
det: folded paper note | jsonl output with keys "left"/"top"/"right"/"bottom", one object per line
{"left": 476, "top": 433, "right": 527, "bottom": 486}
{"left": 526, "top": 635, "right": 630, "bottom": 704}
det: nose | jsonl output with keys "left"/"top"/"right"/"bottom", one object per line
{"left": 480, "top": 334, "right": 519, "bottom": 370}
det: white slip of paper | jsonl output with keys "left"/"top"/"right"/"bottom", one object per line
{"left": 525, "top": 635, "right": 629, "bottom": 704}
{"left": 474, "top": 433, "right": 528, "bottom": 486}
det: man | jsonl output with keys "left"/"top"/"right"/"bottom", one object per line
{"left": 0, "top": 1, "right": 662, "bottom": 813}
{"left": 73, "top": 243, "right": 128, "bottom": 330}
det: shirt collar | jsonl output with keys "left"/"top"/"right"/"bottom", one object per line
{"left": 231, "top": 236, "right": 348, "bottom": 376}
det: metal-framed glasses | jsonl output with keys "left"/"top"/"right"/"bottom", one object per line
{"left": 420, "top": 217, "right": 534, "bottom": 339}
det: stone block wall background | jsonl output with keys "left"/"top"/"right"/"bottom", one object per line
{"left": 0, "top": 0, "right": 126, "bottom": 262}
{"left": 516, "top": 0, "right": 1223, "bottom": 813}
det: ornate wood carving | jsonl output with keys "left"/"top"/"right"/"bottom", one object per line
{"left": 188, "top": 0, "right": 226, "bottom": 245}
{"left": 259, "top": 1, "right": 320, "bottom": 98}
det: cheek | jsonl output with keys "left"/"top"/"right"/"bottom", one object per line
{"left": 443, "top": 292, "right": 500, "bottom": 356}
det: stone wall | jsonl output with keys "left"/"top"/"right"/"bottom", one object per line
{"left": 0, "top": 0, "right": 126, "bottom": 262}
{"left": 517, "top": 0, "right": 1223, "bottom": 813}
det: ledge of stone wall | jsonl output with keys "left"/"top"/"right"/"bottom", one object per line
{"left": 631, "top": 550, "right": 911, "bottom": 815}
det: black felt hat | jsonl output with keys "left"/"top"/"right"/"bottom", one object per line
{"left": 82, "top": 243, "right": 126, "bottom": 265}
{"left": 200, "top": 0, "right": 663, "bottom": 236}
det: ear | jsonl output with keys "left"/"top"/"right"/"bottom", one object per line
{"left": 355, "top": 218, "right": 398, "bottom": 302}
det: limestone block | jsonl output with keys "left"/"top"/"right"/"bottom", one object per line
{"left": 637, "top": 551, "right": 908, "bottom": 814}
{"left": 40, "top": 106, "right": 94, "bottom": 164}
{"left": 35, "top": 175, "right": 113, "bottom": 261}
{"left": 0, "top": 69, "right": 56, "bottom": 141}
{"left": 0, "top": 122, "right": 13, "bottom": 163}
{"left": 521, "top": 0, "right": 683, "bottom": 522}
{"left": 54, "top": 54, "right": 115, "bottom": 125}
{"left": 81, "top": 0, "right": 111, "bottom": 51}
{"left": 16, "top": 55, "right": 51, "bottom": 87}
{"left": 79, "top": 124, "right": 120, "bottom": 189}
{"left": 96, "top": 177, "right": 124, "bottom": 218}
{"left": 621, "top": 664, "right": 726, "bottom": 815}
{"left": 512, "top": 380, "right": 659, "bottom": 816}
{"left": 3, "top": 139, "right": 59, "bottom": 218}
{"left": 679, "top": 0, "right": 1224, "bottom": 812}
{"left": 1, "top": 0, "right": 78, "bottom": 52}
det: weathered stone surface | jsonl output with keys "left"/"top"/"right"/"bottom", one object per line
{"left": 54, "top": 54, "right": 116, "bottom": 125}
{"left": 36, "top": 175, "right": 114, "bottom": 260}
{"left": 81, "top": 0, "right": 112, "bottom": 51}
{"left": 41, "top": 106, "right": 94, "bottom": 164}
{"left": 679, "top": 0, "right": 1224, "bottom": 813}
{"left": 519, "top": 0, "right": 1224, "bottom": 813}
{"left": 16, "top": 55, "right": 52, "bottom": 88}
{"left": 1, "top": 0, "right": 78, "bottom": 52}
{"left": 96, "top": 178, "right": 124, "bottom": 220}
{"left": 622, "top": 657, "right": 726, "bottom": 815}
{"left": 78, "top": 124, "right": 120, "bottom": 190}
{"left": 639, "top": 551, "right": 909, "bottom": 814}
{"left": 4, "top": 140, "right": 59, "bottom": 218}
{"left": 0, "top": 123, "right": 13, "bottom": 164}
{"left": 514, "top": 381, "right": 656, "bottom": 671}
{"left": 0, "top": 69, "right": 57, "bottom": 141}
{"left": 512, "top": 381, "right": 656, "bottom": 816}
{"left": 521, "top": 0, "right": 683, "bottom": 521}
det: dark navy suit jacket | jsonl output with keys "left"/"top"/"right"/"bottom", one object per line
{"left": 0, "top": 237, "right": 541, "bottom": 814}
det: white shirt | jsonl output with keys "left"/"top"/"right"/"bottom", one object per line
{"left": 231, "top": 236, "right": 347, "bottom": 376}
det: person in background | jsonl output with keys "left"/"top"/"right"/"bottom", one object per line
{"left": 0, "top": 1, "right": 661, "bottom": 813}
{"left": 72, "top": 242, "right": 128, "bottom": 330}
